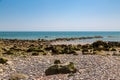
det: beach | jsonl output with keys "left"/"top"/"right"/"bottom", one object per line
{"left": 0, "top": 37, "right": 120, "bottom": 80}
{"left": 1, "top": 54, "right": 120, "bottom": 80}
{"left": 1, "top": 0, "right": 120, "bottom": 79}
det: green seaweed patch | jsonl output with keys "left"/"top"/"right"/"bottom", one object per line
{"left": 32, "top": 52, "right": 39, "bottom": 56}
{"left": 27, "top": 47, "right": 44, "bottom": 52}
{"left": 3, "top": 50, "right": 14, "bottom": 55}
{"left": 0, "top": 57, "right": 8, "bottom": 64}
{"left": 54, "top": 59, "right": 61, "bottom": 64}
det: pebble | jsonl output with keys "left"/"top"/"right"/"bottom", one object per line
{"left": 0, "top": 55, "right": 120, "bottom": 80}
{"left": 0, "top": 69, "right": 3, "bottom": 73}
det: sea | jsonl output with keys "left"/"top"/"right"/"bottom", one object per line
{"left": 0, "top": 31, "right": 120, "bottom": 42}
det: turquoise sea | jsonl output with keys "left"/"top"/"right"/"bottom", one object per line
{"left": 0, "top": 32, "right": 120, "bottom": 42}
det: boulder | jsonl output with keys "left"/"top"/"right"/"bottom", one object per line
{"left": 45, "top": 62, "right": 77, "bottom": 75}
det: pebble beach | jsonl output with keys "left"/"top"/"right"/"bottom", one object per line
{"left": 0, "top": 54, "right": 120, "bottom": 80}
{"left": 0, "top": 38, "right": 120, "bottom": 80}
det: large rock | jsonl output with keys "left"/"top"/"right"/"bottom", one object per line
{"left": 45, "top": 62, "right": 77, "bottom": 75}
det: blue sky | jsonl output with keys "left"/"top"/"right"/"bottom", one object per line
{"left": 0, "top": 0, "right": 120, "bottom": 31}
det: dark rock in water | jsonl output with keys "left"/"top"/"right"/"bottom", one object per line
{"left": 45, "top": 36, "right": 48, "bottom": 38}
{"left": 50, "top": 36, "right": 103, "bottom": 42}
{"left": 45, "top": 62, "right": 77, "bottom": 75}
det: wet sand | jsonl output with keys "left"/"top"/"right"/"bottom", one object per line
{"left": 51, "top": 41, "right": 92, "bottom": 45}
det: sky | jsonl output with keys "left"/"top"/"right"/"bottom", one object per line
{"left": 0, "top": 0, "right": 120, "bottom": 31}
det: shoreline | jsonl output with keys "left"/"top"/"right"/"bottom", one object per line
{"left": 0, "top": 36, "right": 103, "bottom": 46}
{"left": 0, "top": 36, "right": 119, "bottom": 46}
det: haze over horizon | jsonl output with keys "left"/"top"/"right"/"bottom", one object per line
{"left": 0, "top": 0, "right": 120, "bottom": 31}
